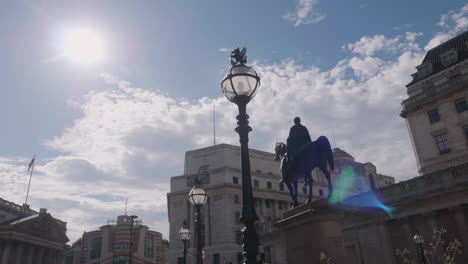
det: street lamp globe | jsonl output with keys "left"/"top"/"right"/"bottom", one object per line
{"left": 179, "top": 221, "right": 191, "bottom": 241}
{"left": 221, "top": 48, "right": 260, "bottom": 104}
{"left": 188, "top": 186, "right": 208, "bottom": 206}
{"left": 414, "top": 233, "right": 425, "bottom": 244}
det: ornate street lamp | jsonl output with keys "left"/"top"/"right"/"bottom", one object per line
{"left": 188, "top": 186, "right": 208, "bottom": 264}
{"left": 413, "top": 231, "right": 427, "bottom": 264}
{"left": 179, "top": 221, "right": 191, "bottom": 264}
{"left": 221, "top": 47, "right": 261, "bottom": 264}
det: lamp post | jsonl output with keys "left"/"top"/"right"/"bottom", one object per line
{"left": 179, "top": 221, "right": 192, "bottom": 264}
{"left": 128, "top": 215, "right": 138, "bottom": 264}
{"left": 221, "top": 47, "right": 261, "bottom": 264}
{"left": 413, "top": 231, "right": 427, "bottom": 264}
{"left": 188, "top": 186, "right": 208, "bottom": 264}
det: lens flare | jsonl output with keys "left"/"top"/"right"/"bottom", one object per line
{"left": 329, "top": 166, "right": 393, "bottom": 215}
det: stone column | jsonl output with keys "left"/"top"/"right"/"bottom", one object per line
{"left": 0, "top": 241, "right": 12, "bottom": 264}
{"left": 25, "top": 244, "right": 36, "bottom": 264}
{"left": 14, "top": 242, "right": 25, "bottom": 264}
{"left": 54, "top": 250, "right": 63, "bottom": 264}
{"left": 453, "top": 206, "right": 468, "bottom": 260}
{"left": 43, "top": 248, "right": 52, "bottom": 264}
{"left": 36, "top": 247, "right": 45, "bottom": 264}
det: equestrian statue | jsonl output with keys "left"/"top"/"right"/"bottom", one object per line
{"left": 275, "top": 117, "right": 334, "bottom": 207}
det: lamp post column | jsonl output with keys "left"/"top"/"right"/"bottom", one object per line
{"left": 195, "top": 205, "right": 203, "bottom": 264}
{"left": 183, "top": 239, "right": 188, "bottom": 264}
{"left": 235, "top": 97, "right": 259, "bottom": 264}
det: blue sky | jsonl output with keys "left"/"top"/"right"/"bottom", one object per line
{"left": 1, "top": 0, "right": 467, "bottom": 241}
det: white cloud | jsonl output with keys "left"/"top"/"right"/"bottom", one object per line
{"left": 283, "top": 0, "right": 325, "bottom": 27}
{"left": 218, "top": 48, "right": 231, "bottom": 53}
{"left": 425, "top": 3, "right": 468, "bottom": 51}
{"left": 5, "top": 13, "right": 462, "bottom": 243}
{"left": 345, "top": 35, "right": 401, "bottom": 57}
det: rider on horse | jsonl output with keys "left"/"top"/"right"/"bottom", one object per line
{"left": 287, "top": 117, "right": 312, "bottom": 165}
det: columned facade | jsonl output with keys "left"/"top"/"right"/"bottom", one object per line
{"left": 0, "top": 240, "right": 64, "bottom": 264}
{"left": 0, "top": 201, "right": 69, "bottom": 264}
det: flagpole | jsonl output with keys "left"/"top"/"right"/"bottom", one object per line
{"left": 25, "top": 155, "right": 35, "bottom": 205}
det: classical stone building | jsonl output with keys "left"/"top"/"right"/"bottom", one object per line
{"left": 69, "top": 215, "right": 165, "bottom": 264}
{"left": 166, "top": 144, "right": 394, "bottom": 264}
{"left": 0, "top": 198, "right": 69, "bottom": 264}
{"left": 275, "top": 30, "right": 468, "bottom": 264}
{"left": 401, "top": 30, "right": 468, "bottom": 175}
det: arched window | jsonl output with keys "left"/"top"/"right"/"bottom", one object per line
{"left": 369, "top": 174, "right": 376, "bottom": 190}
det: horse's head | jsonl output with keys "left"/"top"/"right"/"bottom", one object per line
{"left": 274, "top": 142, "right": 286, "bottom": 161}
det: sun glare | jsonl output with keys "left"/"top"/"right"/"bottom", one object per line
{"left": 63, "top": 28, "right": 105, "bottom": 64}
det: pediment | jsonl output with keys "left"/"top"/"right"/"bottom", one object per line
{"left": 13, "top": 214, "right": 69, "bottom": 243}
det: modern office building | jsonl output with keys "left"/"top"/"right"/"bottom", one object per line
{"left": 70, "top": 215, "right": 165, "bottom": 264}
{"left": 166, "top": 144, "right": 394, "bottom": 264}
{"left": 0, "top": 198, "right": 69, "bottom": 264}
{"left": 401, "top": 30, "right": 468, "bottom": 175}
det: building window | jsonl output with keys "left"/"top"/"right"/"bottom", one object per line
{"left": 65, "top": 255, "right": 74, "bottom": 264}
{"left": 233, "top": 176, "right": 239, "bottom": 184}
{"left": 236, "top": 231, "right": 242, "bottom": 244}
{"left": 90, "top": 236, "right": 102, "bottom": 259}
{"left": 254, "top": 179, "right": 259, "bottom": 188}
{"left": 178, "top": 257, "right": 184, "bottom": 264}
{"left": 235, "top": 211, "right": 240, "bottom": 224}
{"left": 464, "top": 125, "right": 468, "bottom": 140}
{"left": 213, "top": 253, "right": 220, "bottom": 264}
{"left": 418, "top": 63, "right": 432, "bottom": 78}
{"left": 319, "top": 189, "right": 324, "bottom": 197}
{"left": 237, "top": 253, "right": 243, "bottom": 264}
{"left": 302, "top": 186, "right": 307, "bottom": 194}
{"left": 279, "top": 183, "right": 285, "bottom": 191}
{"left": 113, "top": 255, "right": 129, "bottom": 264}
{"left": 435, "top": 133, "right": 451, "bottom": 155}
{"left": 234, "top": 194, "right": 239, "bottom": 204}
{"left": 265, "top": 199, "right": 271, "bottom": 208}
{"left": 455, "top": 98, "right": 467, "bottom": 113}
{"left": 267, "top": 182, "right": 272, "bottom": 189}
{"left": 427, "top": 109, "right": 441, "bottom": 123}
{"left": 441, "top": 51, "right": 457, "bottom": 66}
{"left": 278, "top": 200, "right": 283, "bottom": 209}
{"left": 369, "top": 174, "right": 376, "bottom": 190}
{"left": 144, "top": 236, "right": 154, "bottom": 258}
{"left": 255, "top": 199, "right": 262, "bottom": 208}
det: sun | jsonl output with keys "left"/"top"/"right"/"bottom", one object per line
{"left": 63, "top": 28, "right": 105, "bottom": 64}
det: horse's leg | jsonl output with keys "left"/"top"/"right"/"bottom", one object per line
{"left": 320, "top": 165, "right": 333, "bottom": 199}
{"left": 286, "top": 181, "right": 295, "bottom": 206}
{"left": 306, "top": 170, "right": 313, "bottom": 204}
{"left": 292, "top": 178, "right": 299, "bottom": 207}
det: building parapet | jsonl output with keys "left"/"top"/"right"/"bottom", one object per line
{"left": 350, "top": 163, "right": 468, "bottom": 204}
{"left": 401, "top": 73, "right": 468, "bottom": 117}
{"left": 0, "top": 198, "right": 37, "bottom": 216}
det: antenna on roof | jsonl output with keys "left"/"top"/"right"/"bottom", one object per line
{"left": 124, "top": 197, "right": 128, "bottom": 216}
{"left": 332, "top": 129, "right": 337, "bottom": 149}
{"left": 213, "top": 103, "right": 216, "bottom": 146}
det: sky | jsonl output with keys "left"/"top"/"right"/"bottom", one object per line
{"left": 0, "top": 0, "right": 467, "bottom": 243}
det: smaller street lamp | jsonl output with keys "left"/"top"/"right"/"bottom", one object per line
{"left": 413, "top": 231, "right": 427, "bottom": 264}
{"left": 179, "top": 221, "right": 191, "bottom": 264}
{"left": 188, "top": 186, "right": 208, "bottom": 264}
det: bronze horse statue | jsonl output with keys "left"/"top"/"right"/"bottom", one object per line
{"left": 275, "top": 136, "right": 334, "bottom": 207}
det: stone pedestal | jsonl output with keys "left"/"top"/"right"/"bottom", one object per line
{"left": 276, "top": 200, "right": 349, "bottom": 264}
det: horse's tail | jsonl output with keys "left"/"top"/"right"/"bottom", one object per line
{"left": 318, "top": 136, "right": 334, "bottom": 171}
